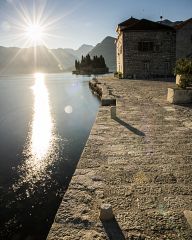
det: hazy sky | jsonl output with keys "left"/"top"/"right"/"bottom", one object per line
{"left": 0, "top": 0, "right": 191, "bottom": 49}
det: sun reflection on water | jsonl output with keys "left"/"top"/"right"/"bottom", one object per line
{"left": 12, "top": 73, "right": 61, "bottom": 194}
{"left": 31, "top": 73, "right": 53, "bottom": 159}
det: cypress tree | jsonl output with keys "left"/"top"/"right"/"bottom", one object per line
{"left": 75, "top": 54, "right": 108, "bottom": 72}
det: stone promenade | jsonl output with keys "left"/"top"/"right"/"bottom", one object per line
{"left": 48, "top": 77, "right": 192, "bottom": 240}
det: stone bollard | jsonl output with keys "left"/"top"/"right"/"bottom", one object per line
{"left": 184, "top": 210, "right": 192, "bottom": 229}
{"left": 99, "top": 203, "right": 114, "bottom": 221}
{"left": 111, "top": 106, "right": 116, "bottom": 119}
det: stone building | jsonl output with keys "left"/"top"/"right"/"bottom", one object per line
{"left": 174, "top": 18, "right": 192, "bottom": 59}
{"left": 116, "top": 17, "right": 176, "bottom": 79}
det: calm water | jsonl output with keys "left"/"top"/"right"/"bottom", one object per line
{"left": 0, "top": 73, "right": 100, "bottom": 240}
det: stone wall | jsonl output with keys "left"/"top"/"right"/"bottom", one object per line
{"left": 116, "top": 30, "right": 176, "bottom": 79}
{"left": 116, "top": 33, "right": 124, "bottom": 74}
{"left": 176, "top": 22, "right": 192, "bottom": 59}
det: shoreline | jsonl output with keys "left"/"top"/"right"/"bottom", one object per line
{"left": 47, "top": 77, "right": 192, "bottom": 239}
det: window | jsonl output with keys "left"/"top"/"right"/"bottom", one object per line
{"left": 144, "top": 62, "right": 150, "bottom": 72}
{"left": 165, "top": 62, "right": 170, "bottom": 72}
{"left": 155, "top": 44, "right": 160, "bottom": 52}
{"left": 138, "top": 41, "right": 154, "bottom": 52}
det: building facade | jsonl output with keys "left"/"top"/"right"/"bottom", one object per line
{"left": 116, "top": 18, "right": 176, "bottom": 79}
{"left": 175, "top": 18, "right": 192, "bottom": 59}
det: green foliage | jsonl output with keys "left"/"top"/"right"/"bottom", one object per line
{"left": 114, "top": 71, "right": 123, "bottom": 79}
{"left": 75, "top": 54, "right": 107, "bottom": 71}
{"left": 178, "top": 74, "right": 192, "bottom": 89}
{"left": 175, "top": 58, "right": 192, "bottom": 75}
{"left": 175, "top": 58, "right": 192, "bottom": 89}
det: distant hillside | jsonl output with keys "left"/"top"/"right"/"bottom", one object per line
{"left": 0, "top": 46, "right": 77, "bottom": 74}
{"left": 51, "top": 48, "right": 78, "bottom": 71}
{"left": 64, "top": 44, "right": 94, "bottom": 59}
{"left": 89, "top": 36, "right": 116, "bottom": 72}
{"left": 157, "top": 19, "right": 183, "bottom": 27}
{"left": 75, "top": 44, "right": 94, "bottom": 59}
{"left": 0, "top": 39, "right": 116, "bottom": 74}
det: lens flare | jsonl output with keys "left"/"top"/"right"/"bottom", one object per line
{"left": 64, "top": 105, "right": 73, "bottom": 114}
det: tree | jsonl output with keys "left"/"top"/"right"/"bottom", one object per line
{"left": 74, "top": 54, "right": 108, "bottom": 73}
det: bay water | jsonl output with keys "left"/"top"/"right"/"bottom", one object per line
{"left": 0, "top": 73, "right": 100, "bottom": 239}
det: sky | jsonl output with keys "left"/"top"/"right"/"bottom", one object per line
{"left": 0, "top": 0, "right": 192, "bottom": 50}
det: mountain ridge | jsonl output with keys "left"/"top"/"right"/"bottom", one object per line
{"left": 157, "top": 19, "right": 183, "bottom": 26}
{"left": 88, "top": 36, "right": 116, "bottom": 71}
{"left": 63, "top": 44, "right": 94, "bottom": 59}
{"left": 0, "top": 37, "right": 116, "bottom": 74}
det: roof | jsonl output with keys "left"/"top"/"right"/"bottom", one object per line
{"left": 117, "top": 18, "right": 175, "bottom": 32}
{"left": 174, "top": 18, "right": 192, "bottom": 30}
{"left": 116, "top": 17, "right": 139, "bottom": 32}
{"left": 118, "top": 17, "right": 139, "bottom": 27}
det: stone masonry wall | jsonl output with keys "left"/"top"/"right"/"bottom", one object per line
{"left": 116, "top": 33, "right": 124, "bottom": 74}
{"left": 176, "top": 22, "right": 192, "bottom": 59}
{"left": 123, "top": 30, "right": 176, "bottom": 79}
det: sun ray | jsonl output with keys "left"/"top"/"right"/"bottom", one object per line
{"left": 40, "top": 39, "right": 63, "bottom": 68}
{"left": 36, "top": 0, "right": 49, "bottom": 24}
{"left": 2, "top": 0, "right": 86, "bottom": 48}
{"left": 0, "top": 0, "right": 88, "bottom": 73}
{"left": 12, "top": 1, "right": 32, "bottom": 26}
{"left": 0, "top": 39, "right": 31, "bottom": 75}
{"left": 34, "top": 44, "right": 37, "bottom": 70}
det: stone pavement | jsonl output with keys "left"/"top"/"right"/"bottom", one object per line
{"left": 47, "top": 77, "right": 192, "bottom": 240}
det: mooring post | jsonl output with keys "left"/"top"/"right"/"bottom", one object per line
{"left": 99, "top": 203, "right": 114, "bottom": 221}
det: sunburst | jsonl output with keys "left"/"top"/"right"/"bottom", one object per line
{"left": 0, "top": 0, "right": 84, "bottom": 74}
{"left": 25, "top": 23, "right": 45, "bottom": 43}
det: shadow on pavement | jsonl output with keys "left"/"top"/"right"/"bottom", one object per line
{"left": 176, "top": 103, "right": 192, "bottom": 109}
{"left": 101, "top": 218, "right": 126, "bottom": 240}
{"left": 112, "top": 116, "right": 145, "bottom": 136}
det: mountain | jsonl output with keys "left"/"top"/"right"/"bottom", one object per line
{"left": 0, "top": 39, "right": 115, "bottom": 74}
{"left": 0, "top": 46, "right": 77, "bottom": 74}
{"left": 75, "top": 44, "right": 94, "bottom": 59}
{"left": 63, "top": 44, "right": 94, "bottom": 59}
{"left": 157, "top": 19, "right": 183, "bottom": 27}
{"left": 51, "top": 48, "right": 77, "bottom": 71}
{"left": 89, "top": 36, "right": 116, "bottom": 71}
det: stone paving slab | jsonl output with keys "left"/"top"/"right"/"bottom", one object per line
{"left": 47, "top": 78, "right": 192, "bottom": 240}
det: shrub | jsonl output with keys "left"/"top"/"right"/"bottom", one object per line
{"left": 114, "top": 71, "right": 123, "bottom": 79}
{"left": 175, "top": 58, "right": 192, "bottom": 89}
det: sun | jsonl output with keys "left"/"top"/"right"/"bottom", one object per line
{"left": 25, "top": 23, "right": 44, "bottom": 43}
